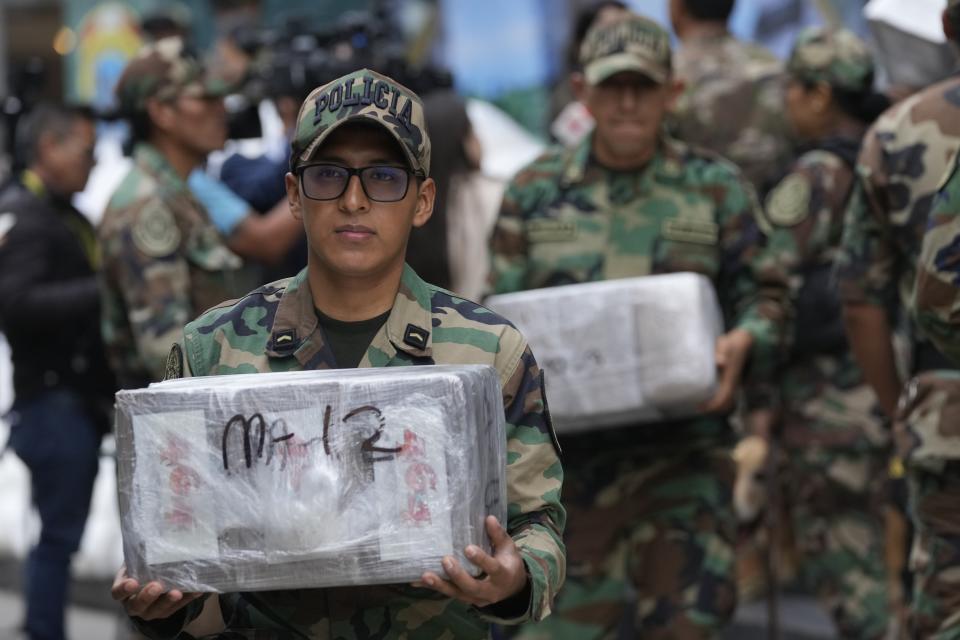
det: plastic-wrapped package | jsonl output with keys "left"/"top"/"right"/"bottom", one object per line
{"left": 115, "top": 365, "right": 507, "bottom": 593}
{"left": 486, "top": 272, "right": 723, "bottom": 432}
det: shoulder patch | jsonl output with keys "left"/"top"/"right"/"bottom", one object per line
{"left": 765, "top": 173, "right": 811, "bottom": 227}
{"left": 132, "top": 201, "right": 181, "bottom": 257}
{"left": 0, "top": 212, "right": 16, "bottom": 246}
{"left": 163, "top": 343, "right": 184, "bottom": 380}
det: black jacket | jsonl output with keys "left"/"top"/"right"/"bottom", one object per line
{"left": 0, "top": 177, "right": 115, "bottom": 427}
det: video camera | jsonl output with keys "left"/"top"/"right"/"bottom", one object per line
{"left": 226, "top": 6, "right": 453, "bottom": 139}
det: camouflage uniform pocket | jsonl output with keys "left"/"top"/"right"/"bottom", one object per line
{"left": 895, "top": 371, "right": 960, "bottom": 471}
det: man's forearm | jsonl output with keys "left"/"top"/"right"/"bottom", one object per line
{"left": 842, "top": 302, "right": 902, "bottom": 418}
{"left": 227, "top": 200, "right": 303, "bottom": 265}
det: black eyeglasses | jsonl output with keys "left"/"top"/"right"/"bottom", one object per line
{"left": 296, "top": 163, "right": 423, "bottom": 202}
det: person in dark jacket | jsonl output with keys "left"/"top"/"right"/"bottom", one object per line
{"left": 0, "top": 102, "right": 115, "bottom": 640}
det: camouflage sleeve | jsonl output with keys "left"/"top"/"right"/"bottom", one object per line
{"left": 488, "top": 170, "right": 536, "bottom": 295}
{"left": 479, "top": 341, "right": 565, "bottom": 624}
{"left": 763, "top": 153, "right": 853, "bottom": 292}
{"left": 913, "top": 167, "right": 960, "bottom": 365}
{"left": 130, "top": 600, "right": 209, "bottom": 640}
{"left": 836, "top": 136, "right": 898, "bottom": 308}
{"left": 112, "top": 198, "right": 194, "bottom": 381}
{"left": 714, "top": 165, "right": 790, "bottom": 382}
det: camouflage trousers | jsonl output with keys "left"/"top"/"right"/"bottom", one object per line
{"left": 780, "top": 442, "right": 891, "bottom": 639}
{"left": 906, "top": 463, "right": 960, "bottom": 639}
{"left": 511, "top": 443, "right": 737, "bottom": 639}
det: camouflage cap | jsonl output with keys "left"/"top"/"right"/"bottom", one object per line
{"left": 114, "top": 37, "right": 231, "bottom": 115}
{"left": 289, "top": 68, "right": 431, "bottom": 176}
{"left": 578, "top": 13, "right": 672, "bottom": 85}
{"left": 787, "top": 27, "right": 874, "bottom": 93}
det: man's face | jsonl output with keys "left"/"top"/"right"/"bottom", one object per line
{"left": 581, "top": 71, "right": 674, "bottom": 166}
{"left": 285, "top": 122, "right": 435, "bottom": 280}
{"left": 42, "top": 117, "right": 96, "bottom": 196}
{"left": 167, "top": 94, "right": 228, "bottom": 156}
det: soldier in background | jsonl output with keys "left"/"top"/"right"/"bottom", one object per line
{"left": 490, "top": 13, "right": 789, "bottom": 638}
{"left": 755, "top": 28, "right": 891, "bottom": 638}
{"left": 837, "top": 1, "right": 960, "bottom": 636}
{"left": 0, "top": 104, "right": 115, "bottom": 640}
{"left": 891, "top": 153, "right": 960, "bottom": 638}
{"left": 111, "top": 67, "right": 565, "bottom": 639}
{"left": 668, "top": 0, "right": 793, "bottom": 197}
{"left": 99, "top": 37, "right": 246, "bottom": 388}
{"left": 838, "top": 0, "right": 960, "bottom": 421}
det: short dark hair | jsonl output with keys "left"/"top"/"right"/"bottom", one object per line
{"left": 14, "top": 102, "right": 94, "bottom": 168}
{"left": 681, "top": 0, "right": 735, "bottom": 23}
{"left": 947, "top": 4, "right": 960, "bottom": 45}
{"left": 569, "top": 1, "right": 629, "bottom": 70}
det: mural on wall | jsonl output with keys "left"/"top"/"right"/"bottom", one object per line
{"left": 71, "top": 3, "right": 143, "bottom": 109}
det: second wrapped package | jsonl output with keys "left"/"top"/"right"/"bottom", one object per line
{"left": 115, "top": 365, "right": 507, "bottom": 592}
{"left": 486, "top": 272, "right": 723, "bottom": 432}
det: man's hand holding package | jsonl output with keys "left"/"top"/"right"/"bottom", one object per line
{"left": 700, "top": 328, "right": 754, "bottom": 414}
{"left": 111, "top": 565, "right": 202, "bottom": 621}
{"left": 415, "top": 516, "right": 529, "bottom": 609}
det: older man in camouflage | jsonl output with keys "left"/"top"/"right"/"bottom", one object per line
{"left": 99, "top": 37, "right": 245, "bottom": 388}
{"left": 667, "top": 0, "right": 793, "bottom": 197}
{"left": 891, "top": 154, "right": 960, "bottom": 639}
{"left": 490, "top": 13, "right": 788, "bottom": 639}
{"left": 837, "top": 1, "right": 960, "bottom": 637}
{"left": 110, "top": 68, "right": 566, "bottom": 640}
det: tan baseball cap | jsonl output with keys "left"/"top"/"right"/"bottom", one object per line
{"left": 579, "top": 13, "right": 672, "bottom": 85}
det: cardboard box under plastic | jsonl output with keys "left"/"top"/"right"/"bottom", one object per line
{"left": 115, "top": 365, "right": 507, "bottom": 593}
{"left": 486, "top": 273, "right": 723, "bottom": 432}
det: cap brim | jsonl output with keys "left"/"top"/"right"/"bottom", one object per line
{"left": 296, "top": 113, "right": 423, "bottom": 175}
{"left": 584, "top": 53, "right": 668, "bottom": 85}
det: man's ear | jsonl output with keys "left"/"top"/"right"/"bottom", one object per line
{"left": 812, "top": 82, "right": 833, "bottom": 114}
{"left": 411, "top": 177, "right": 435, "bottom": 229}
{"left": 666, "top": 76, "right": 684, "bottom": 111}
{"left": 145, "top": 97, "right": 174, "bottom": 135}
{"left": 34, "top": 130, "right": 59, "bottom": 165}
{"left": 285, "top": 172, "right": 303, "bottom": 221}
{"left": 571, "top": 72, "right": 587, "bottom": 102}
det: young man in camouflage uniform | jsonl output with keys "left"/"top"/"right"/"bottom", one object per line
{"left": 837, "top": 2, "right": 960, "bottom": 637}
{"left": 490, "top": 13, "right": 788, "bottom": 639}
{"left": 758, "top": 28, "right": 891, "bottom": 638}
{"left": 99, "top": 37, "right": 246, "bottom": 389}
{"left": 667, "top": 0, "right": 793, "bottom": 196}
{"left": 891, "top": 156, "right": 960, "bottom": 639}
{"left": 110, "top": 68, "right": 566, "bottom": 640}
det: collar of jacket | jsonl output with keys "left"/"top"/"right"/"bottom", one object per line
{"left": 133, "top": 142, "right": 189, "bottom": 191}
{"left": 560, "top": 131, "right": 686, "bottom": 188}
{"left": 20, "top": 169, "right": 46, "bottom": 198}
{"left": 265, "top": 263, "right": 434, "bottom": 365}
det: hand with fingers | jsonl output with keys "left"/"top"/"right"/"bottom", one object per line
{"left": 414, "top": 515, "right": 529, "bottom": 608}
{"left": 699, "top": 328, "right": 754, "bottom": 415}
{"left": 111, "top": 565, "right": 204, "bottom": 621}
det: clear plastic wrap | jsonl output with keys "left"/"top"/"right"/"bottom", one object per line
{"left": 115, "top": 365, "right": 507, "bottom": 593}
{"left": 486, "top": 272, "right": 723, "bottom": 432}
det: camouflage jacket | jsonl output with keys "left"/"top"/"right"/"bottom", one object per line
{"left": 913, "top": 155, "right": 960, "bottom": 366}
{"left": 668, "top": 31, "right": 793, "bottom": 197}
{"left": 98, "top": 143, "right": 245, "bottom": 388}
{"left": 837, "top": 75, "right": 960, "bottom": 352}
{"left": 764, "top": 142, "right": 887, "bottom": 451}
{"left": 489, "top": 134, "right": 790, "bottom": 443}
{"left": 138, "top": 265, "right": 565, "bottom": 640}
{"left": 899, "top": 162, "right": 960, "bottom": 465}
